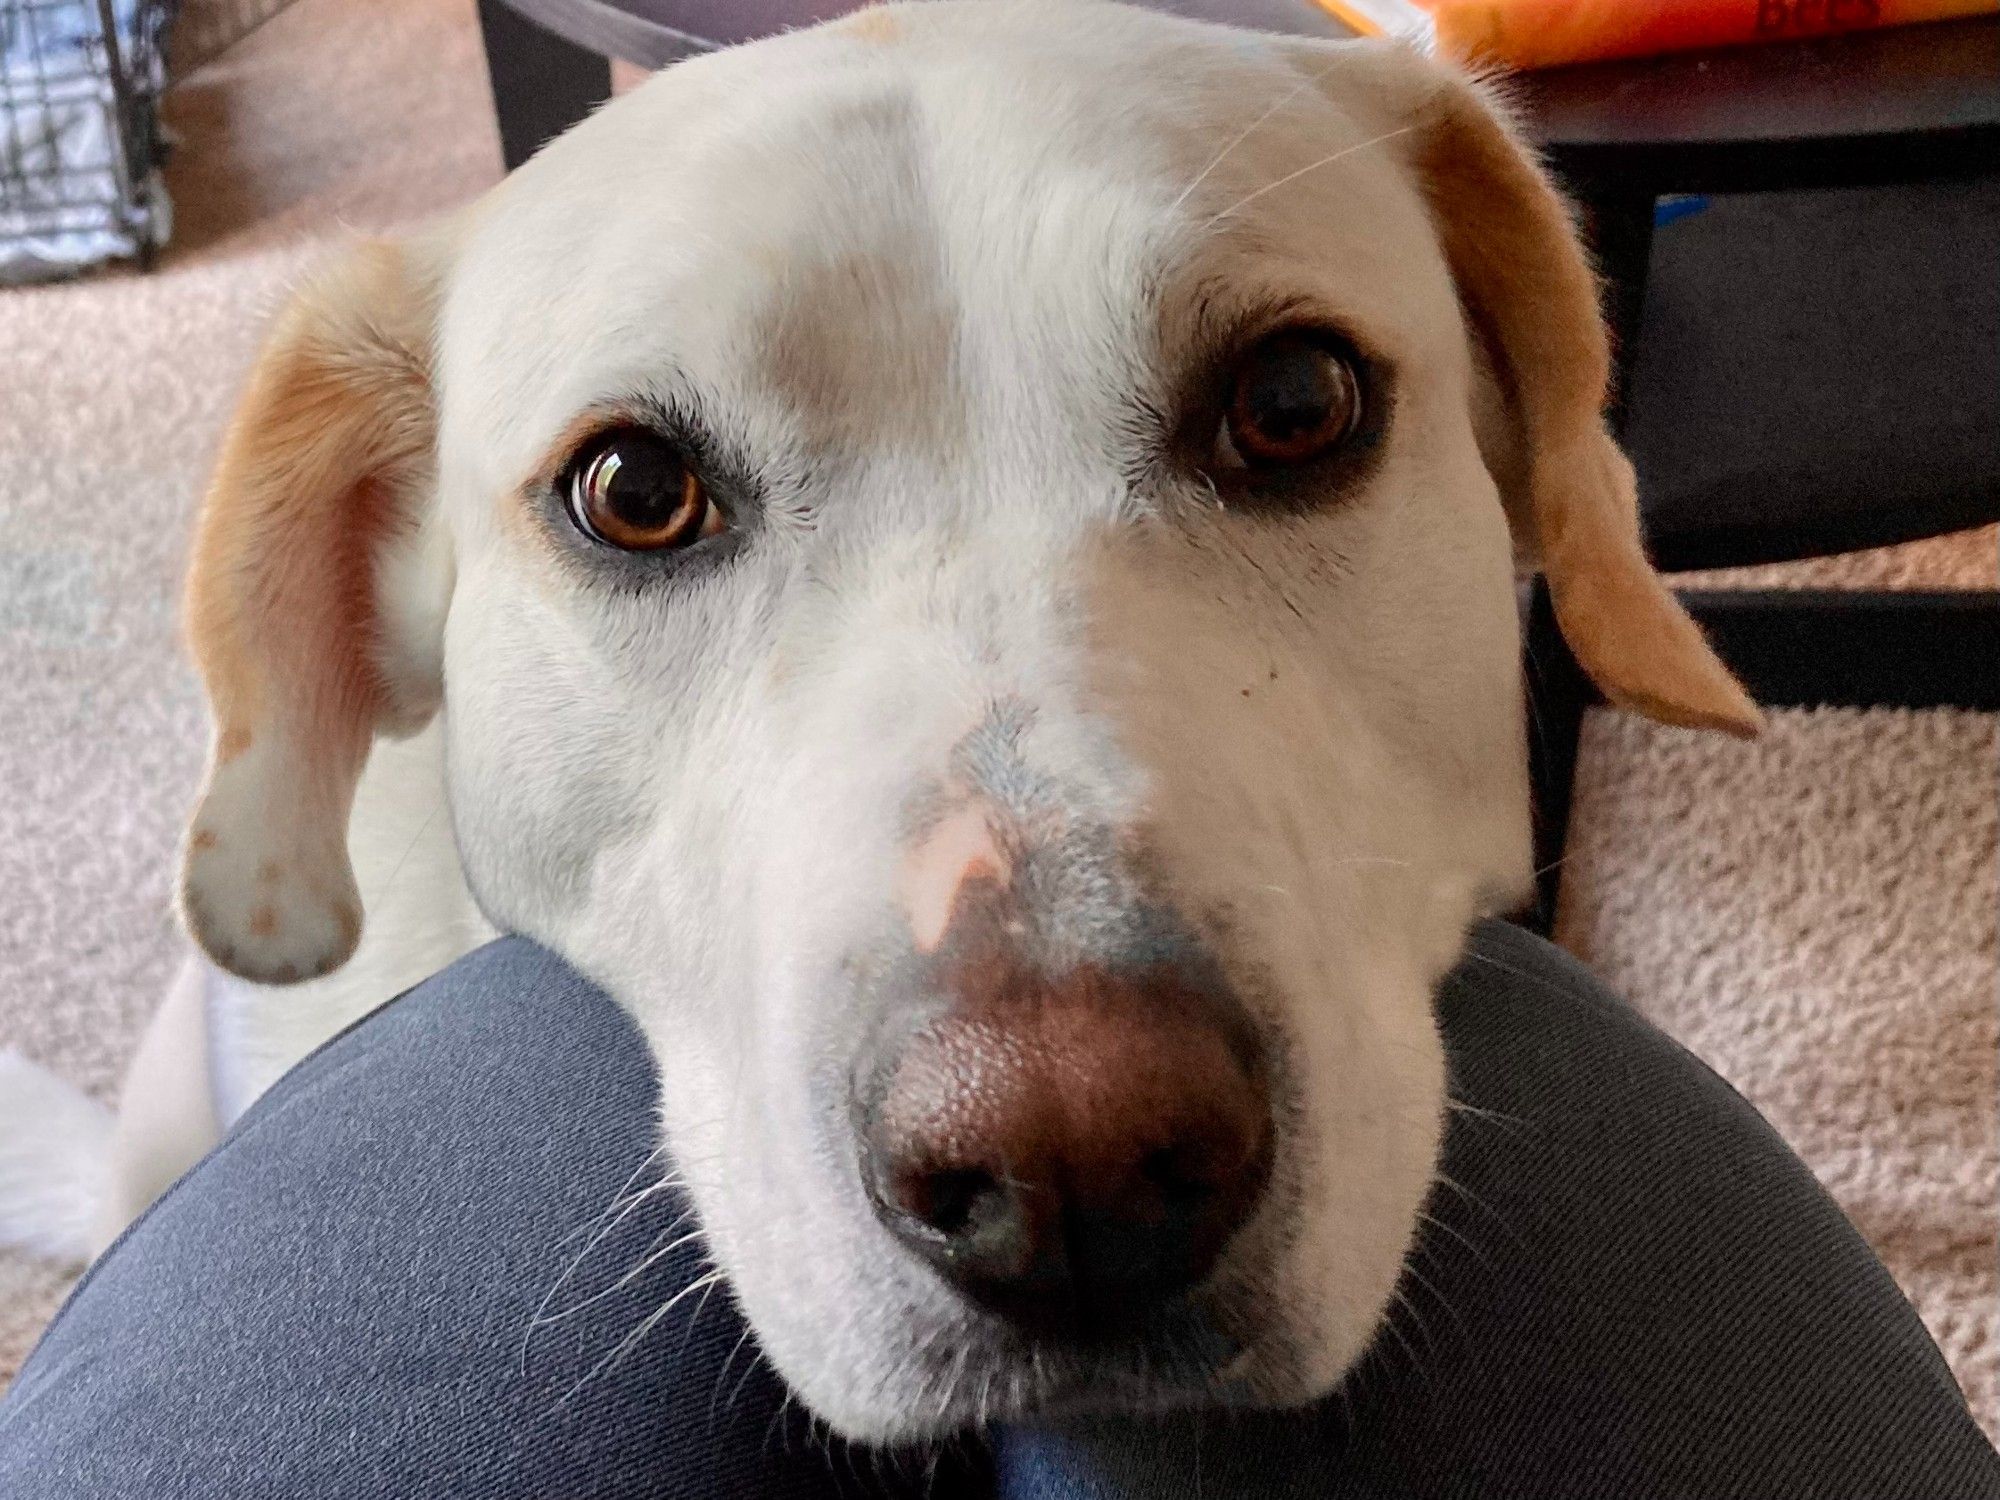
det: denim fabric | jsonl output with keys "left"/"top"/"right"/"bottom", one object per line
{"left": 0, "top": 939, "right": 961, "bottom": 1498}
{"left": 1, "top": 923, "right": 1993, "bottom": 1498}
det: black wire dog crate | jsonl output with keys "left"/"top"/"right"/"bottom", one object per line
{"left": 1, "top": 0, "right": 175, "bottom": 283}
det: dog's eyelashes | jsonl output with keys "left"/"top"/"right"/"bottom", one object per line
{"left": 1213, "top": 328, "right": 1364, "bottom": 472}
{"left": 565, "top": 428, "right": 724, "bottom": 552}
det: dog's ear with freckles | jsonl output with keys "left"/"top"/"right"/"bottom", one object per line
{"left": 180, "top": 235, "right": 454, "bottom": 984}
{"left": 1340, "top": 47, "right": 1760, "bottom": 737}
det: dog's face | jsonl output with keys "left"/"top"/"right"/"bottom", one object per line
{"left": 177, "top": 1, "right": 1754, "bottom": 1441}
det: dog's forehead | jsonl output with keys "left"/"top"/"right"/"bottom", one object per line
{"left": 442, "top": 4, "right": 1434, "bottom": 485}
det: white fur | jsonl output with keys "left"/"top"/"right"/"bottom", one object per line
{"left": 0, "top": 1051, "right": 113, "bottom": 1264}
{"left": 5, "top": 2, "right": 1565, "bottom": 1440}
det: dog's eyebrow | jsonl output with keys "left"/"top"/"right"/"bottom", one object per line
{"left": 1180, "top": 284, "right": 1318, "bottom": 365}
{"left": 1162, "top": 270, "right": 1398, "bottom": 409}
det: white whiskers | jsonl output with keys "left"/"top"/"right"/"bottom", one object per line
{"left": 552, "top": 1265, "right": 729, "bottom": 1412}
{"left": 526, "top": 1222, "right": 708, "bottom": 1333}
{"left": 1196, "top": 125, "right": 1418, "bottom": 233}
{"left": 521, "top": 1147, "right": 676, "bottom": 1373}
{"left": 1167, "top": 54, "right": 1349, "bottom": 216}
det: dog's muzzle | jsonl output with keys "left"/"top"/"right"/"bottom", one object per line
{"left": 851, "top": 801, "right": 1273, "bottom": 1335}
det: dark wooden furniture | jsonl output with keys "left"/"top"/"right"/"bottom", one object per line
{"left": 473, "top": 3, "right": 2000, "bottom": 930}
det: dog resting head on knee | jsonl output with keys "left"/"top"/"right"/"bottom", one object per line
{"left": 176, "top": 0, "right": 1756, "bottom": 1442}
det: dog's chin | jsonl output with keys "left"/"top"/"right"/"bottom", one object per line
{"left": 782, "top": 1266, "right": 1371, "bottom": 1445}
{"left": 938, "top": 1311, "right": 1312, "bottom": 1431}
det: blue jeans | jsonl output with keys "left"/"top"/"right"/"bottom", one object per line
{"left": 1, "top": 923, "right": 1993, "bottom": 1497}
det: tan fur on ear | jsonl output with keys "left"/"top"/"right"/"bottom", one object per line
{"left": 1407, "top": 68, "right": 1761, "bottom": 738}
{"left": 1538, "top": 433, "right": 1761, "bottom": 734}
{"left": 181, "top": 237, "right": 449, "bottom": 983}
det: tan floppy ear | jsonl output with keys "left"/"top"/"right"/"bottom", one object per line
{"left": 1401, "top": 64, "right": 1761, "bottom": 737}
{"left": 180, "top": 236, "right": 452, "bottom": 984}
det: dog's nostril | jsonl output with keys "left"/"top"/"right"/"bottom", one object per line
{"left": 898, "top": 1166, "right": 997, "bottom": 1239}
{"left": 1141, "top": 1145, "right": 1217, "bottom": 1208}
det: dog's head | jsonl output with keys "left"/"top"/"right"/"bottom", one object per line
{"left": 176, "top": 0, "right": 1755, "bottom": 1440}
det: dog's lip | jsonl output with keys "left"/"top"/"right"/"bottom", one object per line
{"left": 928, "top": 1352, "right": 1261, "bottom": 1431}
{"left": 898, "top": 1297, "right": 1269, "bottom": 1429}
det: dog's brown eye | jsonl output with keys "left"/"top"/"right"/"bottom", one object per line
{"left": 566, "top": 429, "right": 722, "bottom": 551}
{"left": 1220, "top": 330, "right": 1362, "bottom": 468}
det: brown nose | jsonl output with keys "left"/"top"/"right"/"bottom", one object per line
{"left": 855, "top": 948, "right": 1273, "bottom": 1332}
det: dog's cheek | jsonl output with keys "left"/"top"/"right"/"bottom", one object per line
{"left": 1073, "top": 520, "right": 1400, "bottom": 924}
{"left": 1273, "top": 953, "right": 1447, "bottom": 1399}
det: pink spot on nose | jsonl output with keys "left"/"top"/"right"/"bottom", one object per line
{"left": 900, "top": 802, "right": 1012, "bottom": 954}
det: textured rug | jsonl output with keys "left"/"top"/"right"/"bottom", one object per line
{"left": 1559, "top": 706, "right": 1998, "bottom": 1434}
{"left": 0, "top": 0, "right": 1993, "bottom": 1445}
{"left": 0, "top": 0, "right": 502, "bottom": 1381}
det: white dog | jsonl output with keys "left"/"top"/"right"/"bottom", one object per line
{"left": 0, "top": 0, "right": 1755, "bottom": 1442}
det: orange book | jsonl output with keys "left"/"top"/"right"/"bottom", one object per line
{"left": 1314, "top": 0, "right": 1999, "bottom": 69}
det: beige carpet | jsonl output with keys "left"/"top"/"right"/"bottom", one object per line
{"left": 1558, "top": 705, "right": 1999, "bottom": 1436}
{"left": 1, "top": 0, "right": 1994, "bottom": 1445}
{"left": 0, "top": 0, "right": 503, "bottom": 1381}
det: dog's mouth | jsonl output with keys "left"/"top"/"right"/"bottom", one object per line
{"left": 886, "top": 1266, "right": 1297, "bottom": 1431}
